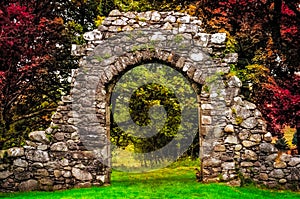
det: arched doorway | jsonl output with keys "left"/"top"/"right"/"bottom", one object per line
{"left": 106, "top": 62, "right": 200, "bottom": 173}
{"left": 72, "top": 29, "right": 227, "bottom": 184}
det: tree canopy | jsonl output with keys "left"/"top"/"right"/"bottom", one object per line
{"left": 0, "top": 1, "right": 76, "bottom": 148}
{"left": 1, "top": 0, "right": 299, "bottom": 151}
{"left": 188, "top": 0, "right": 299, "bottom": 136}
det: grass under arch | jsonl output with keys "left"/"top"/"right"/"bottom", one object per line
{"left": 1, "top": 158, "right": 300, "bottom": 199}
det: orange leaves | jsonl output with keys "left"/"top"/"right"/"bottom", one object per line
{"left": 53, "top": 17, "right": 64, "bottom": 25}
{"left": 187, "top": 4, "right": 197, "bottom": 16}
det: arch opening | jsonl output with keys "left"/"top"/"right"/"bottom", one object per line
{"left": 105, "top": 62, "right": 201, "bottom": 173}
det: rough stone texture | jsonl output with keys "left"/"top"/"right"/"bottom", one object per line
{"left": 72, "top": 168, "right": 93, "bottom": 181}
{"left": 50, "top": 142, "right": 68, "bottom": 152}
{"left": 224, "top": 125, "right": 234, "bottom": 133}
{"left": 7, "top": 147, "right": 24, "bottom": 157}
{"left": 29, "top": 131, "right": 50, "bottom": 144}
{"left": 25, "top": 150, "right": 50, "bottom": 162}
{"left": 240, "top": 117, "right": 257, "bottom": 129}
{"left": 0, "top": 171, "right": 13, "bottom": 179}
{"left": 1, "top": 9, "right": 299, "bottom": 192}
{"left": 288, "top": 157, "right": 300, "bottom": 166}
{"left": 225, "top": 135, "right": 238, "bottom": 144}
{"left": 18, "top": 180, "right": 38, "bottom": 192}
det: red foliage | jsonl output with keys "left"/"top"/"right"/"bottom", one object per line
{"left": 1, "top": 3, "right": 40, "bottom": 103}
{"left": 0, "top": 1, "right": 65, "bottom": 129}
{"left": 193, "top": 0, "right": 299, "bottom": 135}
{"left": 261, "top": 75, "right": 300, "bottom": 134}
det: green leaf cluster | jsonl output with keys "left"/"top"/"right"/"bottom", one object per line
{"left": 111, "top": 64, "right": 199, "bottom": 162}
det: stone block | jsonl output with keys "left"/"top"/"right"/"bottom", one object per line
{"left": 226, "top": 179, "right": 241, "bottom": 187}
{"left": 235, "top": 144, "right": 242, "bottom": 151}
{"left": 224, "top": 124, "right": 234, "bottom": 133}
{"left": 259, "top": 173, "right": 268, "bottom": 180}
{"left": 279, "top": 179, "right": 287, "bottom": 184}
{"left": 72, "top": 168, "right": 93, "bottom": 181}
{"left": 225, "top": 135, "right": 238, "bottom": 144}
{"left": 0, "top": 171, "right": 13, "bottom": 179}
{"left": 249, "top": 134, "right": 261, "bottom": 143}
{"left": 240, "top": 162, "right": 253, "bottom": 167}
{"left": 274, "top": 161, "right": 287, "bottom": 169}
{"left": 211, "top": 33, "right": 226, "bottom": 44}
{"left": 35, "top": 169, "right": 49, "bottom": 177}
{"left": 259, "top": 143, "right": 278, "bottom": 153}
{"left": 39, "top": 178, "right": 53, "bottom": 186}
{"left": 242, "top": 141, "right": 257, "bottom": 148}
{"left": 221, "top": 162, "right": 235, "bottom": 170}
{"left": 203, "top": 158, "right": 221, "bottom": 167}
{"left": 29, "top": 131, "right": 50, "bottom": 144}
{"left": 240, "top": 117, "right": 258, "bottom": 129}
{"left": 7, "top": 147, "right": 24, "bottom": 157}
{"left": 238, "top": 130, "right": 250, "bottom": 140}
{"left": 214, "top": 144, "right": 226, "bottom": 152}
{"left": 13, "top": 159, "right": 28, "bottom": 168}
{"left": 269, "top": 169, "right": 285, "bottom": 179}
{"left": 75, "top": 182, "right": 92, "bottom": 188}
{"left": 26, "top": 150, "right": 49, "bottom": 162}
{"left": 242, "top": 150, "right": 258, "bottom": 161}
{"left": 18, "top": 180, "right": 38, "bottom": 192}
{"left": 50, "top": 142, "right": 68, "bottom": 152}
{"left": 201, "top": 116, "right": 212, "bottom": 125}
{"left": 227, "top": 76, "right": 242, "bottom": 88}
{"left": 54, "top": 170, "right": 62, "bottom": 178}
{"left": 263, "top": 132, "right": 273, "bottom": 142}
{"left": 288, "top": 157, "right": 300, "bottom": 166}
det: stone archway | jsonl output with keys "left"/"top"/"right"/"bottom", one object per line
{"left": 1, "top": 10, "right": 299, "bottom": 192}
{"left": 71, "top": 29, "right": 230, "bottom": 182}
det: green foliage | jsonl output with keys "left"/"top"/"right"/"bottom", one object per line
{"left": 114, "top": 0, "right": 185, "bottom": 12}
{"left": 66, "top": 21, "right": 85, "bottom": 45}
{"left": 202, "top": 85, "right": 210, "bottom": 92}
{"left": 131, "top": 44, "right": 155, "bottom": 52}
{"left": 235, "top": 116, "right": 244, "bottom": 125}
{"left": 111, "top": 64, "right": 198, "bottom": 163}
{"left": 98, "top": 0, "right": 115, "bottom": 16}
{"left": 174, "top": 34, "right": 184, "bottom": 43}
{"left": 237, "top": 64, "right": 270, "bottom": 86}
{"left": 223, "top": 31, "right": 239, "bottom": 54}
{"left": 275, "top": 137, "right": 290, "bottom": 151}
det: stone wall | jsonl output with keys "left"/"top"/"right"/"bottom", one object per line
{"left": 0, "top": 10, "right": 299, "bottom": 192}
{"left": 0, "top": 95, "right": 108, "bottom": 192}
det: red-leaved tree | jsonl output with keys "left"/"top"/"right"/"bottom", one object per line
{"left": 0, "top": 2, "right": 72, "bottom": 148}
{"left": 189, "top": 0, "right": 299, "bottom": 138}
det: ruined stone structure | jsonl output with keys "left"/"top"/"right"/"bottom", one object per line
{"left": 0, "top": 10, "right": 299, "bottom": 192}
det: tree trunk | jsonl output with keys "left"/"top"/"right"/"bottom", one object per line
{"left": 272, "top": 0, "right": 282, "bottom": 47}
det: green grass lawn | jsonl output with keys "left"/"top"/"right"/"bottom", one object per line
{"left": 1, "top": 159, "right": 299, "bottom": 199}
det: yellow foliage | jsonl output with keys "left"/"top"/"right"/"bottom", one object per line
{"left": 95, "top": 15, "right": 106, "bottom": 27}
{"left": 187, "top": 4, "right": 197, "bottom": 15}
{"left": 283, "top": 125, "right": 296, "bottom": 147}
